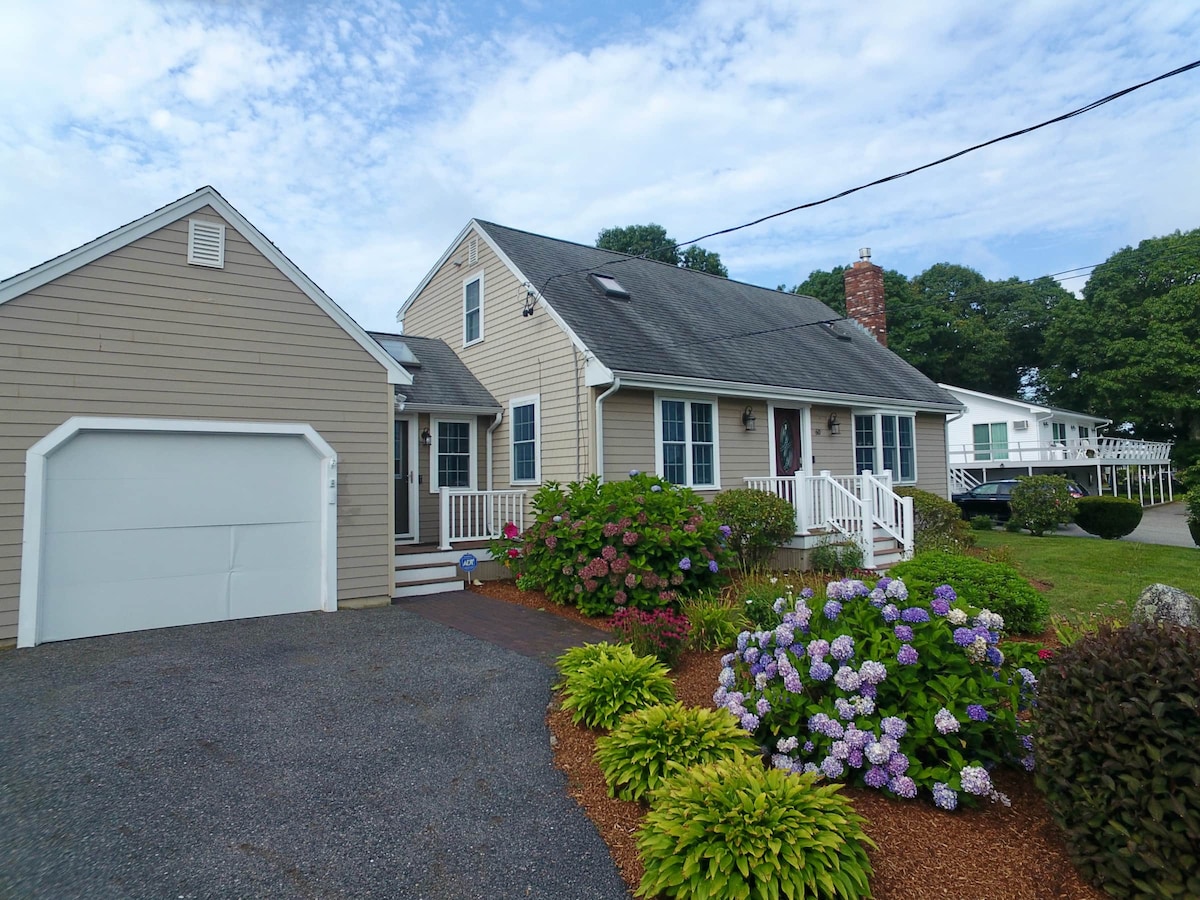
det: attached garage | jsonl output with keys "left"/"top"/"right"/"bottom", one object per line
{"left": 0, "top": 186, "right": 413, "bottom": 648}
{"left": 19, "top": 418, "right": 337, "bottom": 647}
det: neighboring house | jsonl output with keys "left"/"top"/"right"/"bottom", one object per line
{"left": 0, "top": 187, "right": 411, "bottom": 647}
{"left": 941, "top": 384, "right": 1175, "bottom": 504}
{"left": 399, "top": 226, "right": 965, "bottom": 568}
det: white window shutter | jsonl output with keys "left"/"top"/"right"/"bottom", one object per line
{"left": 188, "top": 219, "right": 226, "bottom": 268}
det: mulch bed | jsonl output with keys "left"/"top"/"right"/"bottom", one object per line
{"left": 469, "top": 581, "right": 1104, "bottom": 900}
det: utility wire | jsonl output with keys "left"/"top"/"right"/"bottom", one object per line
{"left": 535, "top": 57, "right": 1200, "bottom": 295}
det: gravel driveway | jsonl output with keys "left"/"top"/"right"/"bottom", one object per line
{"left": 0, "top": 606, "right": 630, "bottom": 899}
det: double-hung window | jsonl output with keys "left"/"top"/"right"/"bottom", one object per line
{"left": 972, "top": 422, "right": 1008, "bottom": 462}
{"left": 463, "top": 274, "right": 483, "bottom": 345}
{"left": 1051, "top": 422, "right": 1067, "bottom": 443}
{"left": 431, "top": 420, "right": 473, "bottom": 491}
{"left": 855, "top": 412, "right": 917, "bottom": 482}
{"left": 510, "top": 395, "right": 540, "bottom": 484}
{"left": 658, "top": 397, "right": 717, "bottom": 488}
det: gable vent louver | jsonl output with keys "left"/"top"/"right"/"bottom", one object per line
{"left": 187, "top": 219, "right": 226, "bottom": 268}
{"left": 468, "top": 236, "right": 478, "bottom": 265}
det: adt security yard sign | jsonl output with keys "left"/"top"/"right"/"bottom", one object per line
{"left": 458, "top": 553, "right": 478, "bottom": 572}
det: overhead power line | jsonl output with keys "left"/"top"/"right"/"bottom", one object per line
{"left": 536, "top": 57, "right": 1200, "bottom": 295}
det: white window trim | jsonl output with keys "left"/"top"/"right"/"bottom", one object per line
{"left": 766, "top": 402, "right": 812, "bottom": 478}
{"left": 428, "top": 417, "right": 478, "bottom": 493}
{"left": 653, "top": 393, "right": 722, "bottom": 490}
{"left": 462, "top": 270, "right": 485, "bottom": 347}
{"left": 509, "top": 394, "right": 541, "bottom": 485}
{"left": 852, "top": 410, "right": 918, "bottom": 484}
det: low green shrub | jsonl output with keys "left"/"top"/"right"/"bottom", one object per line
{"left": 554, "top": 641, "right": 637, "bottom": 686}
{"left": 498, "top": 473, "right": 732, "bottom": 615}
{"left": 558, "top": 651, "right": 675, "bottom": 730}
{"left": 612, "top": 608, "right": 691, "bottom": 666}
{"left": 969, "top": 514, "right": 995, "bottom": 531}
{"left": 809, "top": 538, "right": 864, "bottom": 574}
{"left": 1048, "top": 610, "right": 1126, "bottom": 647}
{"left": 1035, "top": 622, "right": 1200, "bottom": 899}
{"left": 679, "top": 593, "right": 746, "bottom": 651}
{"left": 888, "top": 551, "right": 1048, "bottom": 634}
{"left": 637, "top": 759, "right": 874, "bottom": 899}
{"left": 1187, "top": 485, "right": 1200, "bottom": 522}
{"left": 1009, "top": 475, "right": 1077, "bottom": 536}
{"left": 737, "top": 574, "right": 795, "bottom": 629}
{"left": 1072, "top": 495, "right": 1143, "bottom": 539}
{"left": 593, "top": 704, "right": 758, "bottom": 802}
{"left": 896, "top": 486, "right": 975, "bottom": 552}
{"left": 711, "top": 488, "right": 797, "bottom": 572}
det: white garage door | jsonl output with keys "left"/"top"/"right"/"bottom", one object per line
{"left": 22, "top": 420, "right": 336, "bottom": 645}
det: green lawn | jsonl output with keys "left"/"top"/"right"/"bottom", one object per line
{"left": 971, "top": 530, "right": 1200, "bottom": 620}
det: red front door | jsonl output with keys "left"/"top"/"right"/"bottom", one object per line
{"left": 774, "top": 408, "right": 803, "bottom": 476}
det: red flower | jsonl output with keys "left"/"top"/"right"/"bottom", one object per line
{"left": 502, "top": 522, "right": 520, "bottom": 540}
{"left": 1037, "top": 648, "right": 1054, "bottom": 661}
{"left": 506, "top": 548, "right": 520, "bottom": 559}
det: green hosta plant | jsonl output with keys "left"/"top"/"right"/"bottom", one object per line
{"left": 1009, "top": 474, "right": 1076, "bottom": 536}
{"left": 1035, "top": 622, "right": 1200, "bottom": 899}
{"left": 554, "top": 641, "right": 637, "bottom": 687}
{"left": 558, "top": 652, "right": 675, "bottom": 730}
{"left": 636, "top": 760, "right": 875, "bottom": 900}
{"left": 594, "top": 703, "right": 759, "bottom": 802}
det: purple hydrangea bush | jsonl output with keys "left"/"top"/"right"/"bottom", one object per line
{"left": 715, "top": 576, "right": 1039, "bottom": 810}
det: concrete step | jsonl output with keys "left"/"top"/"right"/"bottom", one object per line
{"left": 394, "top": 548, "right": 494, "bottom": 568}
{"left": 393, "top": 580, "right": 465, "bottom": 599}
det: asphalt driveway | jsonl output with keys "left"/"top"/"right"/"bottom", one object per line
{"left": 0, "top": 605, "right": 631, "bottom": 899}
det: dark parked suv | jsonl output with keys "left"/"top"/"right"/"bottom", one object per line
{"left": 952, "top": 478, "right": 1087, "bottom": 521}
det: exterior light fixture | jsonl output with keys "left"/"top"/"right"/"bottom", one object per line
{"left": 742, "top": 407, "right": 757, "bottom": 432}
{"left": 421, "top": 428, "right": 432, "bottom": 446}
{"left": 827, "top": 413, "right": 841, "bottom": 435}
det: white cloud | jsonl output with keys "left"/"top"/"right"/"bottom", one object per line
{"left": 0, "top": 0, "right": 1197, "bottom": 330}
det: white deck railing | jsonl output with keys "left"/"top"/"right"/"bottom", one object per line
{"left": 949, "top": 436, "right": 1172, "bottom": 465}
{"left": 438, "top": 488, "right": 526, "bottom": 550}
{"left": 744, "top": 470, "right": 914, "bottom": 568}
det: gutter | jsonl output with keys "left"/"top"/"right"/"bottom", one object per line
{"left": 594, "top": 377, "right": 622, "bottom": 483}
{"left": 486, "top": 410, "right": 503, "bottom": 491}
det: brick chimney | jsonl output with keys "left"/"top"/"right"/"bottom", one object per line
{"left": 843, "top": 248, "right": 887, "bottom": 346}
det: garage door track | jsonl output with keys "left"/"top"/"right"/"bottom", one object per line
{"left": 0, "top": 605, "right": 630, "bottom": 899}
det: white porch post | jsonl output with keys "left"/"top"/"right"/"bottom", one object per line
{"left": 793, "top": 472, "right": 810, "bottom": 534}
{"left": 860, "top": 471, "right": 875, "bottom": 570}
{"left": 438, "top": 487, "right": 452, "bottom": 550}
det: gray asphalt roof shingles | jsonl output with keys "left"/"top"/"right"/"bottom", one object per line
{"left": 477, "top": 221, "right": 960, "bottom": 409}
{"left": 369, "top": 332, "right": 500, "bottom": 410}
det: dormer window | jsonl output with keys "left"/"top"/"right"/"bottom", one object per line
{"left": 590, "top": 272, "right": 630, "bottom": 299}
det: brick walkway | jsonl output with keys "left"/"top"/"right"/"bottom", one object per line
{"left": 397, "top": 590, "right": 609, "bottom": 666}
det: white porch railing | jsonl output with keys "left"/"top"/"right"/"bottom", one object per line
{"left": 949, "top": 436, "right": 1172, "bottom": 465}
{"left": 744, "top": 470, "right": 914, "bottom": 568}
{"left": 438, "top": 488, "right": 526, "bottom": 551}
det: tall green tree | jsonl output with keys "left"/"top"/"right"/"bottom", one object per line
{"left": 1039, "top": 228, "right": 1200, "bottom": 441}
{"left": 789, "top": 263, "right": 1070, "bottom": 398}
{"left": 596, "top": 224, "right": 728, "bottom": 277}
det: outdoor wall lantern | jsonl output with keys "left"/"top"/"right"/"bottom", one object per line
{"left": 742, "top": 407, "right": 757, "bottom": 432}
{"left": 827, "top": 413, "right": 841, "bottom": 435}
{"left": 421, "top": 428, "right": 432, "bottom": 446}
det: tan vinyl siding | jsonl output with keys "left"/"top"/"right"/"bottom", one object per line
{"left": 914, "top": 412, "right": 950, "bottom": 498}
{"left": 599, "top": 389, "right": 656, "bottom": 481}
{"left": 403, "top": 230, "right": 590, "bottom": 511}
{"left": 0, "top": 208, "right": 394, "bottom": 641}
{"left": 812, "top": 405, "right": 854, "bottom": 473}
{"left": 717, "top": 398, "right": 770, "bottom": 490}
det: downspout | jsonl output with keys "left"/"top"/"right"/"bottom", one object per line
{"left": 945, "top": 409, "right": 964, "bottom": 497}
{"left": 486, "top": 410, "right": 503, "bottom": 491}
{"left": 594, "top": 377, "right": 622, "bottom": 483}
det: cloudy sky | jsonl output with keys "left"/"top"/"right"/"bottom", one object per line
{"left": 2, "top": 0, "right": 1197, "bottom": 332}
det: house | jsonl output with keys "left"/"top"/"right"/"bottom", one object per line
{"left": 941, "top": 384, "right": 1175, "bottom": 505}
{"left": 398, "top": 227, "right": 965, "bottom": 569}
{"left": 0, "top": 187, "right": 412, "bottom": 648}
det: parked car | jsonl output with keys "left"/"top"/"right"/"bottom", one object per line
{"left": 952, "top": 479, "right": 1087, "bottom": 521}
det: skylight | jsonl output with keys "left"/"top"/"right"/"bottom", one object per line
{"left": 590, "top": 272, "right": 630, "bottom": 299}
{"left": 377, "top": 336, "right": 421, "bottom": 366}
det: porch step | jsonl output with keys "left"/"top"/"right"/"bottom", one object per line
{"left": 393, "top": 580, "right": 465, "bottom": 598}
